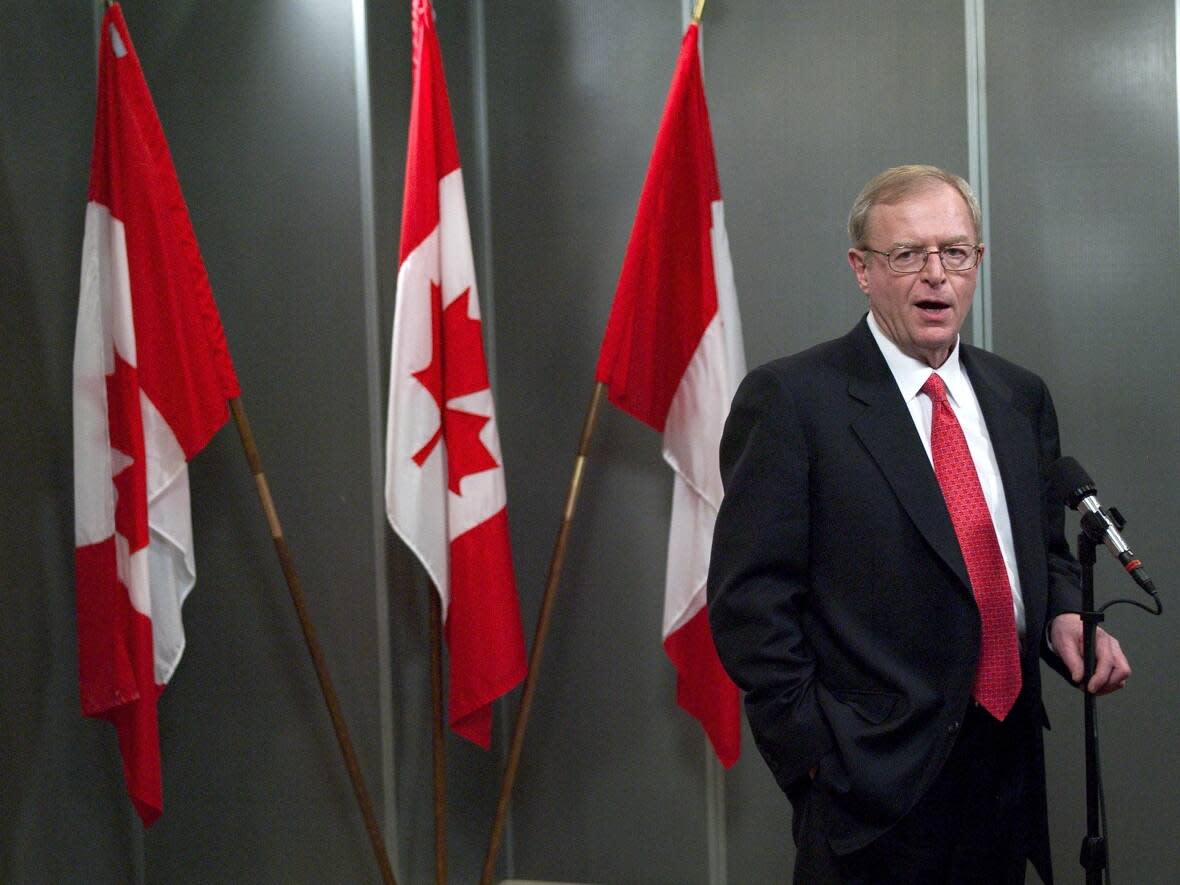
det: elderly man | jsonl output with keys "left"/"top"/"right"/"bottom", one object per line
{"left": 707, "top": 165, "right": 1130, "bottom": 883}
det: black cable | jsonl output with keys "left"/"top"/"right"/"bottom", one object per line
{"left": 1098, "top": 595, "right": 1162, "bottom": 617}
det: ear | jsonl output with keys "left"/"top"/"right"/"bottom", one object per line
{"left": 848, "top": 248, "right": 871, "bottom": 294}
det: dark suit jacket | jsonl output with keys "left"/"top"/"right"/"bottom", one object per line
{"left": 707, "top": 316, "right": 1081, "bottom": 881}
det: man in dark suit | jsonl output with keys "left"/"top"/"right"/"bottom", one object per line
{"left": 707, "top": 165, "right": 1130, "bottom": 883}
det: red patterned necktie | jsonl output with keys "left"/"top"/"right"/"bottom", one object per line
{"left": 922, "top": 372, "right": 1022, "bottom": 720}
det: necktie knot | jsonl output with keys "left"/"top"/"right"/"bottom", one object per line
{"left": 921, "top": 372, "right": 948, "bottom": 404}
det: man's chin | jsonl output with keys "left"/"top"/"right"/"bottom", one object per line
{"left": 910, "top": 335, "right": 958, "bottom": 367}
{"left": 915, "top": 323, "right": 959, "bottom": 346}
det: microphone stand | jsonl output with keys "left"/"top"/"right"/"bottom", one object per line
{"left": 1077, "top": 511, "right": 1110, "bottom": 885}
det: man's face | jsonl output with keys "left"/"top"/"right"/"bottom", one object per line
{"left": 847, "top": 183, "right": 983, "bottom": 368}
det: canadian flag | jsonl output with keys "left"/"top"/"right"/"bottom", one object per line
{"left": 73, "top": 3, "right": 239, "bottom": 826}
{"left": 385, "top": 0, "right": 526, "bottom": 749}
{"left": 595, "top": 22, "right": 745, "bottom": 768}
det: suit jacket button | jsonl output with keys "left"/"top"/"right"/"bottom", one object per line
{"left": 948, "top": 720, "right": 960, "bottom": 734}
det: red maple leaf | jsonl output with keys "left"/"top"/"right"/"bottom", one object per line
{"left": 411, "top": 282, "right": 500, "bottom": 494}
{"left": 106, "top": 352, "right": 149, "bottom": 552}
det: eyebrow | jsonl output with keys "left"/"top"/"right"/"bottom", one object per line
{"left": 888, "top": 236, "right": 975, "bottom": 248}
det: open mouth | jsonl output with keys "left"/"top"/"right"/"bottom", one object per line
{"left": 915, "top": 299, "right": 951, "bottom": 316}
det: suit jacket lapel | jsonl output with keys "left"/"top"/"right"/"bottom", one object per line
{"left": 844, "top": 319, "right": 973, "bottom": 593}
{"left": 961, "top": 349, "right": 1044, "bottom": 612}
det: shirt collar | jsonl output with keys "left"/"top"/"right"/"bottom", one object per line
{"left": 866, "top": 310, "right": 968, "bottom": 407}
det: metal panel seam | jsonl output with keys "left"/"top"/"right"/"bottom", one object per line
{"left": 351, "top": 0, "right": 400, "bottom": 877}
{"left": 965, "top": 0, "right": 994, "bottom": 352}
{"left": 682, "top": 2, "right": 727, "bottom": 884}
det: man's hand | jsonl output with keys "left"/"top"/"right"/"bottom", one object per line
{"left": 1049, "top": 612, "right": 1131, "bottom": 694}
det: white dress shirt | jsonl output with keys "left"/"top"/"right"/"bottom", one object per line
{"left": 867, "top": 312, "right": 1026, "bottom": 636}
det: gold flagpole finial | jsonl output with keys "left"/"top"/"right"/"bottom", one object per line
{"left": 691, "top": 0, "right": 707, "bottom": 23}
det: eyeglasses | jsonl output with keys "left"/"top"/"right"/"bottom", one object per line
{"left": 862, "top": 244, "right": 982, "bottom": 274}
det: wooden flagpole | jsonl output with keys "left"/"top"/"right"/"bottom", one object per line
{"left": 479, "top": 382, "right": 607, "bottom": 885}
{"left": 428, "top": 588, "right": 447, "bottom": 885}
{"left": 228, "top": 397, "right": 397, "bottom": 885}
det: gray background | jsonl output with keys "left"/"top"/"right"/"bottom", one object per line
{"left": 3, "top": 1, "right": 1177, "bottom": 883}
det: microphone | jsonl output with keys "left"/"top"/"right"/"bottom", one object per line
{"left": 1048, "top": 456, "right": 1155, "bottom": 594}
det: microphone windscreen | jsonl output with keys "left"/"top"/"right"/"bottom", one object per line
{"left": 1047, "top": 456, "right": 1093, "bottom": 508}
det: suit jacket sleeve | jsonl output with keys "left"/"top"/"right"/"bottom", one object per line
{"left": 707, "top": 364, "right": 833, "bottom": 792}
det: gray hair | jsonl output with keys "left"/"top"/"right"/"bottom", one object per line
{"left": 848, "top": 165, "right": 982, "bottom": 247}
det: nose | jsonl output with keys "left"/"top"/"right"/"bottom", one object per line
{"left": 920, "top": 249, "right": 947, "bottom": 284}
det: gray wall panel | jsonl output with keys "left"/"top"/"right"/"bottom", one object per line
{"left": 110, "top": 1, "right": 387, "bottom": 882}
{"left": 485, "top": 2, "right": 711, "bottom": 882}
{"left": 987, "top": 2, "right": 1180, "bottom": 881}
{"left": 2, "top": 0, "right": 393, "bottom": 881}
{"left": 708, "top": 0, "right": 972, "bottom": 374}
